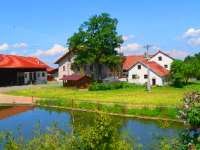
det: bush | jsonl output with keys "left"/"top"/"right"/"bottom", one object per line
{"left": 89, "top": 82, "right": 139, "bottom": 91}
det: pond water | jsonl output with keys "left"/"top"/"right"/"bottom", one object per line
{"left": 0, "top": 106, "right": 184, "bottom": 149}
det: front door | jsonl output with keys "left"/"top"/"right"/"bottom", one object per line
{"left": 152, "top": 79, "right": 156, "bottom": 85}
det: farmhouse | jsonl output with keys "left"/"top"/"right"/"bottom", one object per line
{"left": 122, "top": 51, "right": 174, "bottom": 86}
{"left": 55, "top": 52, "right": 111, "bottom": 80}
{"left": 0, "top": 54, "right": 51, "bottom": 86}
{"left": 55, "top": 50, "right": 174, "bottom": 86}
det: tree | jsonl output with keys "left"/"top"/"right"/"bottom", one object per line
{"left": 170, "top": 60, "right": 185, "bottom": 87}
{"left": 67, "top": 13, "right": 124, "bottom": 81}
{"left": 185, "top": 53, "right": 200, "bottom": 79}
{"left": 170, "top": 60, "right": 195, "bottom": 86}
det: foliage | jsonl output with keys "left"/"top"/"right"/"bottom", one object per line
{"left": 153, "top": 136, "right": 183, "bottom": 150}
{"left": 178, "top": 91, "right": 200, "bottom": 126}
{"left": 170, "top": 60, "right": 187, "bottom": 87}
{"left": 67, "top": 13, "right": 124, "bottom": 81}
{"left": 0, "top": 115, "right": 133, "bottom": 150}
{"left": 88, "top": 82, "right": 140, "bottom": 91}
{"left": 170, "top": 52, "right": 200, "bottom": 86}
{"left": 75, "top": 115, "right": 133, "bottom": 150}
{"left": 185, "top": 52, "right": 200, "bottom": 79}
{"left": 177, "top": 91, "right": 200, "bottom": 149}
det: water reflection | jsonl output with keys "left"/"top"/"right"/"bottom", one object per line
{"left": 0, "top": 105, "right": 34, "bottom": 120}
{"left": 0, "top": 106, "right": 184, "bottom": 150}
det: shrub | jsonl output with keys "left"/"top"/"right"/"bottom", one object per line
{"left": 89, "top": 82, "right": 140, "bottom": 91}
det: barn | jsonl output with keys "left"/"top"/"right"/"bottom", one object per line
{"left": 0, "top": 54, "right": 50, "bottom": 86}
{"left": 61, "top": 74, "right": 91, "bottom": 88}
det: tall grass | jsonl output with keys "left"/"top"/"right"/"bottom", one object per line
{"left": 37, "top": 99, "right": 177, "bottom": 119}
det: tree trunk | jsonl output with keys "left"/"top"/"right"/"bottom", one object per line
{"left": 94, "top": 63, "right": 102, "bottom": 82}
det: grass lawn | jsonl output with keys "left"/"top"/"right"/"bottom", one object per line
{"left": 6, "top": 82, "right": 200, "bottom": 107}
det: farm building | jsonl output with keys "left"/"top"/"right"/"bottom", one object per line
{"left": 61, "top": 74, "right": 91, "bottom": 88}
{"left": 0, "top": 54, "right": 52, "bottom": 86}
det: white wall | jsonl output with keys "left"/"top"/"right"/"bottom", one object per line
{"left": 58, "top": 56, "right": 74, "bottom": 79}
{"left": 150, "top": 52, "right": 173, "bottom": 70}
{"left": 24, "top": 71, "right": 47, "bottom": 84}
{"left": 127, "top": 63, "right": 164, "bottom": 86}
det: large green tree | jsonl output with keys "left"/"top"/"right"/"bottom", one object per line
{"left": 67, "top": 13, "right": 124, "bottom": 81}
{"left": 185, "top": 53, "right": 200, "bottom": 79}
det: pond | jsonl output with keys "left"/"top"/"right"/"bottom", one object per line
{"left": 0, "top": 106, "right": 184, "bottom": 149}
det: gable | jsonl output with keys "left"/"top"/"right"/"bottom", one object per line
{"left": 129, "top": 60, "right": 169, "bottom": 77}
{"left": 150, "top": 51, "right": 174, "bottom": 61}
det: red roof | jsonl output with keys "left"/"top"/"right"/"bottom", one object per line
{"left": 123, "top": 55, "right": 146, "bottom": 70}
{"left": 123, "top": 54, "right": 169, "bottom": 77}
{"left": 140, "top": 60, "right": 169, "bottom": 77}
{"left": 61, "top": 74, "right": 87, "bottom": 81}
{"left": 0, "top": 54, "right": 49, "bottom": 69}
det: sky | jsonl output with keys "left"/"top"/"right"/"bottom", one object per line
{"left": 0, "top": 0, "right": 200, "bottom": 67}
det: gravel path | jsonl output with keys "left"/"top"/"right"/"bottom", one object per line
{"left": 0, "top": 93, "right": 34, "bottom": 104}
{"left": 0, "top": 82, "right": 60, "bottom": 104}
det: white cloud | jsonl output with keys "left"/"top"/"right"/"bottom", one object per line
{"left": 0, "top": 43, "right": 9, "bottom": 51}
{"left": 122, "top": 35, "right": 134, "bottom": 41}
{"left": 187, "top": 37, "right": 200, "bottom": 46}
{"left": 12, "top": 43, "right": 27, "bottom": 49}
{"left": 183, "top": 28, "right": 200, "bottom": 38}
{"left": 181, "top": 28, "right": 200, "bottom": 46}
{"left": 168, "top": 49, "right": 189, "bottom": 59}
{"left": 116, "top": 43, "right": 142, "bottom": 54}
{"left": 0, "top": 42, "right": 28, "bottom": 51}
{"left": 33, "top": 44, "right": 66, "bottom": 56}
{"left": 121, "top": 43, "right": 142, "bottom": 51}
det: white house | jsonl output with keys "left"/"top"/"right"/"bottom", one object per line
{"left": 55, "top": 52, "right": 74, "bottom": 80}
{"left": 122, "top": 51, "right": 174, "bottom": 86}
{"left": 55, "top": 52, "right": 112, "bottom": 80}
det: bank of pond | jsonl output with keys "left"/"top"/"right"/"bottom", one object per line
{"left": 0, "top": 105, "right": 185, "bottom": 149}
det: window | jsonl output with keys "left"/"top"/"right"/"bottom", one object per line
{"left": 63, "top": 66, "right": 65, "bottom": 71}
{"left": 24, "top": 73, "right": 27, "bottom": 78}
{"left": 37, "top": 73, "right": 40, "bottom": 78}
{"left": 158, "top": 56, "right": 162, "bottom": 61}
{"left": 144, "top": 74, "right": 148, "bottom": 79}
{"left": 42, "top": 72, "right": 45, "bottom": 77}
{"left": 123, "top": 71, "right": 128, "bottom": 77}
{"left": 138, "top": 65, "right": 141, "bottom": 70}
{"left": 132, "top": 74, "right": 137, "bottom": 79}
{"left": 164, "top": 64, "right": 168, "bottom": 68}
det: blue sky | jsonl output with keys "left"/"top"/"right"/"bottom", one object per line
{"left": 0, "top": 0, "right": 200, "bottom": 66}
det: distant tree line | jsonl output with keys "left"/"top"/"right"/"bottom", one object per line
{"left": 170, "top": 52, "right": 200, "bottom": 87}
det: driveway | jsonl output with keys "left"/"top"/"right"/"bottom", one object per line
{"left": 0, "top": 94, "right": 34, "bottom": 104}
{"left": 0, "top": 85, "right": 39, "bottom": 104}
{"left": 0, "top": 82, "right": 59, "bottom": 104}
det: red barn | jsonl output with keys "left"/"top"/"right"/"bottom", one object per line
{"left": 0, "top": 54, "right": 51, "bottom": 86}
{"left": 61, "top": 74, "right": 91, "bottom": 88}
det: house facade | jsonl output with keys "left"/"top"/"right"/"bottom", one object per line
{"left": 55, "top": 52, "right": 74, "bottom": 80}
{"left": 122, "top": 51, "right": 174, "bottom": 86}
{"left": 55, "top": 52, "right": 112, "bottom": 80}
{"left": 55, "top": 50, "right": 173, "bottom": 86}
{"left": 0, "top": 54, "right": 50, "bottom": 86}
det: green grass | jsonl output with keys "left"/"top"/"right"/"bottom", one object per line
{"left": 6, "top": 81, "right": 200, "bottom": 107}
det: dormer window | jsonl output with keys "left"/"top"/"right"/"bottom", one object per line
{"left": 158, "top": 56, "right": 162, "bottom": 61}
{"left": 138, "top": 65, "right": 141, "bottom": 70}
{"left": 164, "top": 65, "right": 168, "bottom": 68}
